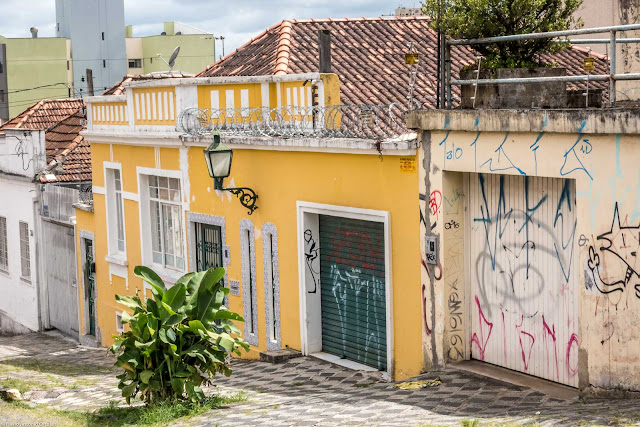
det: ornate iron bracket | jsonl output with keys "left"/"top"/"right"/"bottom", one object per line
{"left": 214, "top": 178, "right": 258, "bottom": 215}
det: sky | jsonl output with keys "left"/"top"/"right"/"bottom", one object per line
{"left": 1, "top": 0, "right": 421, "bottom": 59}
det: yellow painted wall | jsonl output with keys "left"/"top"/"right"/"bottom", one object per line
{"left": 79, "top": 138, "right": 423, "bottom": 380}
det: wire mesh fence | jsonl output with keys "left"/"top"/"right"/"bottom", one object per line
{"left": 177, "top": 104, "right": 410, "bottom": 140}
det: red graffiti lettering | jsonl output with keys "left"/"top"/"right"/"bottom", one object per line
{"left": 325, "top": 228, "right": 383, "bottom": 275}
{"left": 566, "top": 334, "right": 579, "bottom": 377}
{"left": 516, "top": 315, "right": 535, "bottom": 371}
{"left": 542, "top": 315, "right": 559, "bottom": 381}
{"left": 471, "top": 295, "right": 493, "bottom": 360}
{"left": 421, "top": 257, "right": 443, "bottom": 281}
{"left": 429, "top": 190, "right": 443, "bottom": 219}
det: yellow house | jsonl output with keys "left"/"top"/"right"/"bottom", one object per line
{"left": 75, "top": 73, "right": 423, "bottom": 381}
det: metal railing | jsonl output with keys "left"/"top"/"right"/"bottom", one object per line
{"left": 442, "top": 23, "right": 640, "bottom": 108}
{"left": 177, "top": 105, "right": 410, "bottom": 140}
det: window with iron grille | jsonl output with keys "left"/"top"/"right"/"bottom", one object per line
{"left": 19, "top": 221, "right": 30, "bottom": 280}
{"left": 149, "top": 175, "right": 184, "bottom": 270}
{"left": 0, "top": 216, "right": 7, "bottom": 272}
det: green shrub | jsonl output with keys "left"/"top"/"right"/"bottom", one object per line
{"left": 109, "top": 266, "right": 249, "bottom": 404}
{"left": 422, "top": 0, "right": 583, "bottom": 68}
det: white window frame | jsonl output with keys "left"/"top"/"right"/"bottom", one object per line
{"left": 19, "top": 221, "right": 31, "bottom": 282}
{"left": 0, "top": 216, "right": 7, "bottom": 273}
{"left": 104, "top": 162, "right": 127, "bottom": 261}
{"left": 296, "top": 201, "right": 394, "bottom": 380}
{"left": 137, "top": 167, "right": 188, "bottom": 284}
{"left": 262, "top": 222, "right": 280, "bottom": 350}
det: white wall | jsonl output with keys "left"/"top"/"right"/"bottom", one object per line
{"left": 0, "top": 129, "right": 46, "bottom": 178}
{"left": 0, "top": 177, "right": 39, "bottom": 332}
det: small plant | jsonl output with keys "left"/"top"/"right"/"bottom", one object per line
{"left": 422, "top": 0, "right": 583, "bottom": 68}
{"left": 110, "top": 266, "right": 249, "bottom": 404}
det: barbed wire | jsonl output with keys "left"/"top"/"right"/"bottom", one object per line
{"left": 177, "top": 104, "right": 410, "bottom": 140}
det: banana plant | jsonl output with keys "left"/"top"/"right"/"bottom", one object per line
{"left": 109, "top": 266, "right": 249, "bottom": 404}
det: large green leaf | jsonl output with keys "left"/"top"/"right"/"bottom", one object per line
{"left": 214, "top": 310, "right": 244, "bottom": 321}
{"left": 134, "top": 265, "right": 166, "bottom": 297}
{"left": 121, "top": 381, "right": 138, "bottom": 398}
{"left": 139, "top": 370, "right": 154, "bottom": 384}
{"left": 115, "top": 294, "right": 143, "bottom": 311}
{"left": 163, "top": 283, "right": 186, "bottom": 311}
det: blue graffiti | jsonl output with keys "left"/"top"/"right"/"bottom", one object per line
{"left": 517, "top": 176, "right": 548, "bottom": 279}
{"left": 474, "top": 174, "right": 513, "bottom": 271}
{"left": 529, "top": 116, "right": 547, "bottom": 176}
{"left": 480, "top": 133, "right": 526, "bottom": 175}
{"left": 553, "top": 180, "right": 577, "bottom": 282}
{"left": 560, "top": 120, "right": 593, "bottom": 180}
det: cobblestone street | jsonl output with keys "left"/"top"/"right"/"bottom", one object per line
{"left": 1, "top": 332, "right": 640, "bottom": 426}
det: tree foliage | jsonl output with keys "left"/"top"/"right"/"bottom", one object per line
{"left": 109, "top": 266, "right": 249, "bottom": 404}
{"left": 422, "top": 0, "right": 584, "bottom": 68}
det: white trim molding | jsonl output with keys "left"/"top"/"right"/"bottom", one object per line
{"left": 240, "top": 219, "right": 258, "bottom": 346}
{"left": 296, "top": 201, "right": 394, "bottom": 380}
{"left": 262, "top": 222, "right": 281, "bottom": 351}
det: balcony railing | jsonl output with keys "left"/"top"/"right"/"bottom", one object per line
{"left": 177, "top": 105, "right": 411, "bottom": 140}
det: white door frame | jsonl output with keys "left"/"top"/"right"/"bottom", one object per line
{"left": 296, "top": 201, "right": 394, "bottom": 379}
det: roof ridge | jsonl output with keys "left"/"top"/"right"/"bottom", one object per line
{"left": 275, "top": 20, "right": 293, "bottom": 75}
{"left": 14, "top": 100, "right": 45, "bottom": 129}
{"left": 570, "top": 44, "right": 608, "bottom": 60}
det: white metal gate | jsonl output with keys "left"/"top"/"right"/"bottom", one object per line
{"left": 469, "top": 173, "right": 579, "bottom": 387}
{"left": 43, "top": 219, "right": 79, "bottom": 339}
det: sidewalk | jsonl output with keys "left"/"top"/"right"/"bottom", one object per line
{"left": 1, "top": 332, "right": 639, "bottom": 426}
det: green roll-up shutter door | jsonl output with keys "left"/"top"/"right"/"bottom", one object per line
{"left": 319, "top": 215, "right": 386, "bottom": 371}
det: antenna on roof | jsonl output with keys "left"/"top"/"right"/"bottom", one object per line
{"left": 156, "top": 46, "right": 181, "bottom": 72}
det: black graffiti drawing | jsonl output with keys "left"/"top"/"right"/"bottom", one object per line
{"left": 444, "top": 220, "right": 460, "bottom": 230}
{"left": 304, "top": 229, "right": 320, "bottom": 293}
{"left": 587, "top": 202, "right": 640, "bottom": 298}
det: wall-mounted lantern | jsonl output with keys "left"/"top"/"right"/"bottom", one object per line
{"left": 203, "top": 133, "right": 258, "bottom": 214}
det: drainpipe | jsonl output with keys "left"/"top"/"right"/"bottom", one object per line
{"left": 32, "top": 182, "right": 45, "bottom": 331}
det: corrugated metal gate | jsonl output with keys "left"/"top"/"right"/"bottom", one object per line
{"left": 319, "top": 215, "right": 386, "bottom": 371}
{"left": 42, "top": 219, "right": 79, "bottom": 339}
{"left": 469, "top": 173, "right": 578, "bottom": 387}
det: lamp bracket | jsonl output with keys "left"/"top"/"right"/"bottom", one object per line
{"left": 214, "top": 177, "right": 258, "bottom": 215}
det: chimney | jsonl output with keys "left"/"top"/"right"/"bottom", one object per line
{"left": 30, "top": 27, "right": 38, "bottom": 38}
{"left": 318, "top": 29, "right": 331, "bottom": 73}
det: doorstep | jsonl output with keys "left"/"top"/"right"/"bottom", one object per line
{"left": 310, "top": 352, "right": 387, "bottom": 381}
{"left": 452, "top": 360, "right": 579, "bottom": 401}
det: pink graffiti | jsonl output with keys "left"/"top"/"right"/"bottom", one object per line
{"left": 516, "top": 315, "right": 535, "bottom": 371}
{"left": 471, "top": 295, "right": 493, "bottom": 360}
{"left": 429, "top": 190, "right": 442, "bottom": 219}
{"left": 566, "top": 334, "right": 579, "bottom": 377}
{"left": 542, "top": 315, "right": 559, "bottom": 381}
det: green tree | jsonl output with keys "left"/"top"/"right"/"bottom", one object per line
{"left": 422, "top": 0, "right": 584, "bottom": 68}
{"left": 109, "top": 266, "right": 249, "bottom": 404}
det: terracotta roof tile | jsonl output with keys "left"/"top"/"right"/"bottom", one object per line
{"left": 40, "top": 111, "right": 91, "bottom": 183}
{"left": 0, "top": 99, "right": 85, "bottom": 131}
{"left": 197, "top": 16, "right": 609, "bottom": 108}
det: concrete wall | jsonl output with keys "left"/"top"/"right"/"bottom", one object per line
{"left": 125, "top": 38, "right": 144, "bottom": 75}
{"left": 410, "top": 109, "right": 640, "bottom": 391}
{"left": 0, "top": 37, "right": 71, "bottom": 119}
{"left": 141, "top": 34, "right": 214, "bottom": 74}
{"left": 56, "top": 0, "right": 126, "bottom": 96}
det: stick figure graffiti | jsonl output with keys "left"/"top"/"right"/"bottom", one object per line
{"left": 304, "top": 229, "right": 320, "bottom": 293}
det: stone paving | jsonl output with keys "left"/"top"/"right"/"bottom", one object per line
{"left": 1, "top": 331, "right": 640, "bottom": 426}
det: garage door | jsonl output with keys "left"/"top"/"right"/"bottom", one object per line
{"left": 319, "top": 215, "right": 386, "bottom": 371}
{"left": 469, "top": 173, "right": 578, "bottom": 387}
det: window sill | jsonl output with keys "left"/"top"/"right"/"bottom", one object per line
{"left": 0, "top": 269, "right": 10, "bottom": 279}
{"left": 151, "top": 264, "right": 185, "bottom": 286}
{"left": 105, "top": 255, "right": 128, "bottom": 266}
{"left": 20, "top": 277, "right": 32, "bottom": 286}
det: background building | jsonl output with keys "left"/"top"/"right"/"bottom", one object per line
{"left": 56, "top": 0, "right": 127, "bottom": 98}
{"left": 0, "top": 33, "right": 73, "bottom": 122}
{"left": 125, "top": 22, "right": 215, "bottom": 75}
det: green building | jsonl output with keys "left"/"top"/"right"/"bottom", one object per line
{"left": 0, "top": 35, "right": 73, "bottom": 122}
{"left": 125, "top": 22, "right": 215, "bottom": 75}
